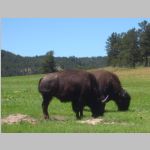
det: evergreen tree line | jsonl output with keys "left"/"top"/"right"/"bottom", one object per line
{"left": 106, "top": 20, "right": 150, "bottom": 67}
{"left": 1, "top": 50, "right": 107, "bottom": 77}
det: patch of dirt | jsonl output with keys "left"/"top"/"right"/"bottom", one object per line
{"left": 78, "top": 118, "right": 104, "bottom": 125}
{"left": 78, "top": 118, "right": 116, "bottom": 125}
{"left": 1, "top": 114, "right": 37, "bottom": 125}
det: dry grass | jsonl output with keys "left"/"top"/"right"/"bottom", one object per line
{"left": 90, "top": 67, "right": 150, "bottom": 79}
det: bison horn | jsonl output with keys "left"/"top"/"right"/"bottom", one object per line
{"left": 101, "top": 95, "right": 109, "bottom": 103}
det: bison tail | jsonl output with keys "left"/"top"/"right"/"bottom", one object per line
{"left": 38, "top": 77, "right": 43, "bottom": 92}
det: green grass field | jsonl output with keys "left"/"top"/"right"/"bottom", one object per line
{"left": 1, "top": 68, "right": 150, "bottom": 133}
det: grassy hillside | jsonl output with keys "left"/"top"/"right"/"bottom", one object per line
{"left": 1, "top": 50, "right": 107, "bottom": 77}
{"left": 1, "top": 68, "right": 150, "bottom": 132}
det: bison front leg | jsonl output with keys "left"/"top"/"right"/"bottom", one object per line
{"left": 72, "top": 102, "right": 80, "bottom": 119}
{"left": 42, "top": 93, "right": 52, "bottom": 120}
{"left": 72, "top": 100, "right": 83, "bottom": 120}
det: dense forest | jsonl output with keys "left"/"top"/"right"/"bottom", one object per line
{"left": 1, "top": 50, "right": 107, "bottom": 77}
{"left": 106, "top": 20, "right": 150, "bottom": 67}
{"left": 1, "top": 20, "right": 150, "bottom": 77}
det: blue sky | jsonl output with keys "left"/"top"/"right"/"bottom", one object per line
{"left": 2, "top": 18, "right": 150, "bottom": 57}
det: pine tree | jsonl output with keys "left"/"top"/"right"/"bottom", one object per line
{"left": 120, "top": 28, "right": 140, "bottom": 68}
{"left": 42, "top": 51, "right": 56, "bottom": 73}
{"left": 106, "top": 32, "right": 122, "bottom": 66}
{"left": 138, "top": 21, "right": 150, "bottom": 66}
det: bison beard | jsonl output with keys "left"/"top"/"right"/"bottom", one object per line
{"left": 38, "top": 70, "right": 104, "bottom": 119}
{"left": 92, "top": 70, "right": 131, "bottom": 111}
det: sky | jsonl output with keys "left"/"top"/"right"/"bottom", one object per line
{"left": 1, "top": 18, "right": 150, "bottom": 57}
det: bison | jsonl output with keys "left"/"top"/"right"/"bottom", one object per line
{"left": 92, "top": 70, "right": 131, "bottom": 111}
{"left": 38, "top": 70, "right": 104, "bottom": 119}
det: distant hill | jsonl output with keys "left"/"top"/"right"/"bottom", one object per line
{"left": 1, "top": 50, "right": 107, "bottom": 77}
{"left": 1, "top": 50, "right": 45, "bottom": 76}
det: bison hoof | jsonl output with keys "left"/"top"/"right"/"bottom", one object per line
{"left": 92, "top": 114, "right": 101, "bottom": 118}
{"left": 76, "top": 116, "right": 83, "bottom": 120}
{"left": 76, "top": 117, "right": 81, "bottom": 120}
{"left": 44, "top": 115, "right": 49, "bottom": 120}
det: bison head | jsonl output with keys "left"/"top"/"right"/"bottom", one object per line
{"left": 116, "top": 89, "right": 131, "bottom": 111}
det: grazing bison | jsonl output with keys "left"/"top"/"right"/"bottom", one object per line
{"left": 92, "top": 70, "right": 131, "bottom": 111}
{"left": 38, "top": 70, "right": 104, "bottom": 119}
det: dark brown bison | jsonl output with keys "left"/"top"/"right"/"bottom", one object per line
{"left": 92, "top": 70, "right": 131, "bottom": 111}
{"left": 38, "top": 70, "right": 104, "bottom": 119}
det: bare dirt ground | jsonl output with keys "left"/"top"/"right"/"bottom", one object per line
{"left": 1, "top": 114, "right": 67, "bottom": 125}
{"left": 78, "top": 118, "right": 131, "bottom": 125}
{"left": 1, "top": 114, "right": 37, "bottom": 125}
{"left": 1, "top": 114, "right": 127, "bottom": 126}
{"left": 78, "top": 118, "right": 116, "bottom": 125}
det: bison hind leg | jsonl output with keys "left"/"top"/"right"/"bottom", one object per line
{"left": 41, "top": 93, "right": 52, "bottom": 120}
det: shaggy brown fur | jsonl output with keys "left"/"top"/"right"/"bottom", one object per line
{"left": 39, "top": 70, "right": 104, "bottom": 119}
{"left": 92, "top": 70, "right": 131, "bottom": 111}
